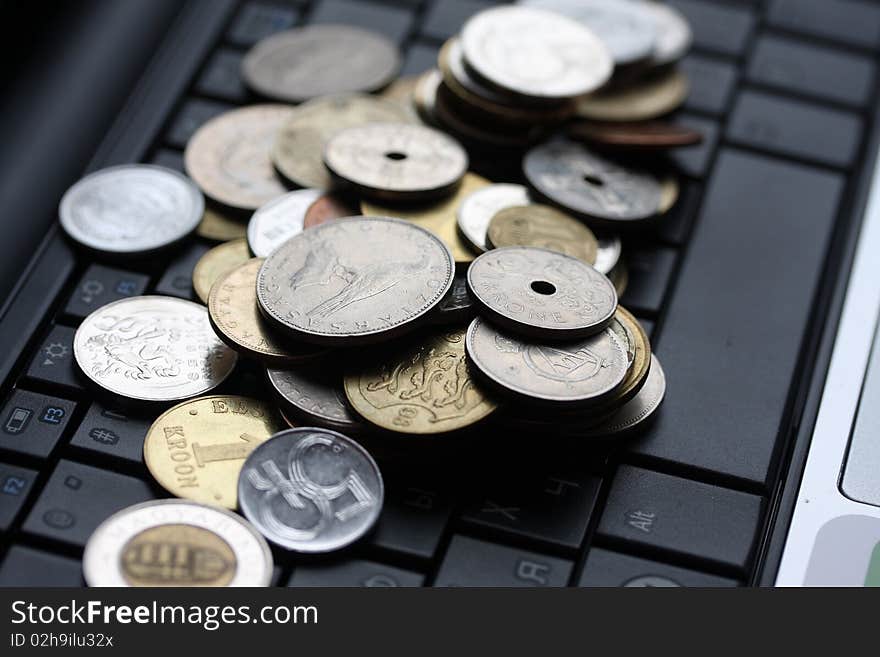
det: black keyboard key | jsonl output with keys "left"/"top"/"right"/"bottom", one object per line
{"left": 155, "top": 242, "right": 210, "bottom": 300}
{"left": 69, "top": 402, "right": 151, "bottom": 465}
{"left": 227, "top": 3, "right": 299, "bottom": 48}
{"left": 656, "top": 181, "right": 700, "bottom": 245}
{"left": 597, "top": 466, "right": 763, "bottom": 572}
{"left": 0, "top": 546, "right": 82, "bottom": 586}
{"left": 309, "top": 0, "right": 414, "bottom": 43}
{"left": 195, "top": 49, "right": 249, "bottom": 103}
{"left": 727, "top": 90, "right": 861, "bottom": 169}
{"left": 421, "top": 0, "right": 491, "bottom": 42}
{"left": 0, "top": 390, "right": 75, "bottom": 459}
{"left": 680, "top": 54, "right": 738, "bottom": 116}
{"left": 22, "top": 460, "right": 153, "bottom": 547}
{"left": 400, "top": 42, "right": 440, "bottom": 76}
{"left": 288, "top": 559, "right": 424, "bottom": 587}
{"left": 670, "top": 114, "right": 718, "bottom": 179}
{"left": 434, "top": 535, "right": 572, "bottom": 587}
{"left": 578, "top": 548, "right": 738, "bottom": 587}
{"left": 26, "top": 325, "right": 83, "bottom": 393}
{"left": 166, "top": 98, "right": 232, "bottom": 150}
{"left": 630, "top": 149, "right": 843, "bottom": 486}
{"left": 667, "top": 0, "right": 755, "bottom": 57}
{"left": 64, "top": 264, "right": 149, "bottom": 321}
{"left": 767, "top": 0, "right": 880, "bottom": 51}
{"left": 620, "top": 245, "right": 676, "bottom": 315}
{"left": 151, "top": 149, "right": 185, "bottom": 173}
{"left": 0, "top": 462, "right": 37, "bottom": 530}
{"left": 638, "top": 317, "right": 655, "bottom": 341}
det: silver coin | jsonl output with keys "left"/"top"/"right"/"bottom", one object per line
{"left": 456, "top": 183, "right": 531, "bottom": 253}
{"left": 637, "top": 0, "right": 692, "bottom": 66}
{"left": 237, "top": 427, "right": 384, "bottom": 553}
{"left": 524, "top": 139, "right": 664, "bottom": 223}
{"left": 267, "top": 365, "right": 363, "bottom": 433}
{"left": 247, "top": 189, "right": 323, "bottom": 257}
{"left": 520, "top": 0, "right": 657, "bottom": 66}
{"left": 466, "top": 317, "right": 627, "bottom": 407}
{"left": 257, "top": 216, "right": 454, "bottom": 345}
{"left": 460, "top": 6, "right": 613, "bottom": 102}
{"left": 467, "top": 246, "right": 617, "bottom": 339}
{"left": 59, "top": 165, "right": 203, "bottom": 255}
{"left": 83, "top": 499, "right": 273, "bottom": 587}
{"left": 323, "top": 122, "right": 468, "bottom": 202}
{"left": 593, "top": 234, "right": 622, "bottom": 275}
{"left": 74, "top": 295, "right": 237, "bottom": 402}
{"left": 241, "top": 25, "right": 401, "bottom": 103}
{"left": 430, "top": 270, "right": 475, "bottom": 325}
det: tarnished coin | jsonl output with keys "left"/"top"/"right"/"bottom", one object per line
{"left": 606, "top": 306, "right": 651, "bottom": 406}
{"left": 304, "top": 194, "right": 358, "bottom": 228}
{"left": 461, "top": 6, "right": 613, "bottom": 102}
{"left": 267, "top": 365, "right": 363, "bottom": 433}
{"left": 247, "top": 189, "right": 323, "bottom": 257}
{"left": 74, "top": 296, "right": 237, "bottom": 402}
{"left": 208, "top": 258, "right": 326, "bottom": 364}
{"left": 238, "top": 427, "right": 383, "bottom": 552}
{"left": 361, "top": 172, "right": 490, "bottom": 263}
{"left": 568, "top": 120, "right": 703, "bottom": 150}
{"left": 594, "top": 234, "right": 622, "bottom": 275}
{"left": 456, "top": 183, "right": 531, "bottom": 253}
{"left": 59, "top": 165, "right": 203, "bottom": 255}
{"left": 271, "top": 94, "right": 413, "bottom": 190}
{"left": 465, "top": 317, "right": 627, "bottom": 407}
{"left": 577, "top": 68, "right": 688, "bottom": 122}
{"left": 430, "top": 271, "right": 475, "bottom": 325}
{"left": 468, "top": 246, "right": 617, "bottom": 339}
{"left": 638, "top": 1, "right": 692, "bottom": 67}
{"left": 487, "top": 204, "right": 598, "bottom": 265}
{"left": 197, "top": 206, "right": 248, "bottom": 242}
{"left": 524, "top": 139, "right": 663, "bottom": 224}
{"left": 324, "top": 122, "right": 468, "bottom": 202}
{"left": 241, "top": 25, "right": 400, "bottom": 103}
{"left": 344, "top": 327, "right": 497, "bottom": 434}
{"left": 83, "top": 499, "right": 273, "bottom": 587}
{"left": 192, "top": 238, "right": 251, "bottom": 304}
{"left": 184, "top": 105, "right": 292, "bottom": 212}
{"left": 143, "top": 396, "right": 285, "bottom": 509}
{"left": 257, "top": 217, "right": 454, "bottom": 345}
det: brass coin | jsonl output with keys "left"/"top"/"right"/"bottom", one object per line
{"left": 208, "top": 258, "right": 326, "bottom": 364}
{"left": 344, "top": 327, "right": 497, "bottom": 435}
{"left": 606, "top": 306, "right": 651, "bottom": 407}
{"left": 660, "top": 176, "right": 679, "bottom": 214}
{"left": 196, "top": 206, "right": 248, "bottom": 242}
{"left": 361, "top": 172, "right": 490, "bottom": 263}
{"left": 192, "top": 239, "right": 251, "bottom": 304}
{"left": 577, "top": 68, "right": 688, "bottom": 122}
{"left": 303, "top": 194, "right": 358, "bottom": 228}
{"left": 143, "top": 396, "right": 285, "bottom": 509}
{"left": 487, "top": 204, "right": 598, "bottom": 265}
{"left": 271, "top": 93, "right": 414, "bottom": 191}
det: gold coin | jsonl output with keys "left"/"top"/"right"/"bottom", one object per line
{"left": 344, "top": 327, "right": 497, "bottom": 435}
{"left": 487, "top": 204, "right": 598, "bottom": 265}
{"left": 196, "top": 206, "right": 248, "bottom": 242}
{"left": 577, "top": 68, "right": 688, "bottom": 123}
{"left": 143, "top": 396, "right": 285, "bottom": 509}
{"left": 609, "top": 259, "right": 628, "bottom": 296}
{"left": 192, "top": 238, "right": 251, "bottom": 304}
{"left": 208, "top": 258, "right": 326, "bottom": 364}
{"left": 271, "top": 93, "right": 414, "bottom": 191}
{"left": 361, "top": 172, "right": 490, "bottom": 263}
{"left": 659, "top": 176, "right": 679, "bottom": 214}
{"left": 607, "top": 306, "right": 651, "bottom": 407}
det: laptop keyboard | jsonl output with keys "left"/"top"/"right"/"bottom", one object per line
{"left": 1, "top": 0, "right": 879, "bottom": 587}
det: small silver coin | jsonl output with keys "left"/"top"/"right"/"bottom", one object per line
{"left": 241, "top": 25, "right": 401, "bottom": 103}
{"left": 237, "top": 427, "right": 384, "bottom": 553}
{"left": 461, "top": 6, "right": 613, "bottom": 102}
{"left": 456, "top": 183, "right": 531, "bottom": 253}
{"left": 430, "top": 270, "right": 475, "bottom": 325}
{"left": 637, "top": 0, "right": 692, "bottom": 67}
{"left": 466, "top": 317, "right": 627, "bottom": 407}
{"left": 257, "top": 216, "right": 454, "bottom": 345}
{"left": 247, "top": 189, "right": 323, "bottom": 257}
{"left": 83, "top": 499, "right": 273, "bottom": 587}
{"left": 267, "top": 365, "right": 363, "bottom": 433}
{"left": 467, "top": 246, "right": 617, "bottom": 339}
{"left": 524, "top": 139, "right": 663, "bottom": 224}
{"left": 59, "top": 165, "right": 203, "bottom": 255}
{"left": 74, "top": 296, "right": 237, "bottom": 402}
{"left": 323, "top": 122, "right": 468, "bottom": 202}
{"left": 593, "top": 234, "right": 622, "bottom": 275}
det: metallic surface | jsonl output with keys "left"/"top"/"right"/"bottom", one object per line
{"left": 192, "top": 238, "right": 251, "bottom": 304}
{"left": 456, "top": 183, "right": 531, "bottom": 254}
{"left": 247, "top": 189, "right": 323, "bottom": 258}
{"left": 487, "top": 204, "right": 598, "bottom": 265}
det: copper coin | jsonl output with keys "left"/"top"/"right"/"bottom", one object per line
{"left": 568, "top": 120, "right": 703, "bottom": 150}
{"left": 303, "top": 194, "right": 359, "bottom": 229}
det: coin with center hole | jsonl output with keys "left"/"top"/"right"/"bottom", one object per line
{"left": 304, "top": 194, "right": 358, "bottom": 229}
{"left": 524, "top": 139, "right": 664, "bottom": 224}
{"left": 457, "top": 183, "right": 531, "bottom": 253}
{"left": 257, "top": 216, "right": 454, "bottom": 345}
{"left": 241, "top": 25, "right": 401, "bottom": 103}
{"left": 487, "top": 204, "right": 598, "bottom": 265}
{"left": 197, "top": 206, "right": 248, "bottom": 242}
{"left": 238, "top": 427, "right": 384, "bottom": 553}
{"left": 247, "top": 189, "right": 323, "bottom": 258}
{"left": 324, "top": 122, "right": 468, "bottom": 202}
{"left": 577, "top": 68, "right": 689, "bottom": 122}
{"left": 192, "top": 238, "right": 251, "bottom": 304}
{"left": 593, "top": 234, "right": 622, "bottom": 275}
{"left": 267, "top": 364, "right": 363, "bottom": 434}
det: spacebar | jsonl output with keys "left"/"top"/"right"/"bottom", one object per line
{"left": 628, "top": 148, "right": 844, "bottom": 488}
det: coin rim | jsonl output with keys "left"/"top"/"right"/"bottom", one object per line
{"left": 266, "top": 366, "right": 363, "bottom": 432}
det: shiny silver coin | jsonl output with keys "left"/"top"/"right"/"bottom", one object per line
{"left": 241, "top": 25, "right": 401, "bottom": 103}
{"left": 59, "top": 165, "right": 203, "bottom": 255}
{"left": 460, "top": 6, "right": 613, "bottom": 102}
{"left": 74, "top": 296, "right": 237, "bottom": 402}
{"left": 637, "top": 0, "right": 692, "bottom": 67}
{"left": 83, "top": 499, "right": 273, "bottom": 587}
{"left": 466, "top": 317, "right": 627, "bottom": 407}
{"left": 524, "top": 139, "right": 663, "bottom": 224}
{"left": 323, "top": 122, "right": 468, "bottom": 202}
{"left": 267, "top": 365, "right": 363, "bottom": 433}
{"left": 467, "top": 246, "right": 617, "bottom": 339}
{"left": 521, "top": 0, "right": 657, "bottom": 66}
{"left": 456, "top": 183, "right": 531, "bottom": 253}
{"left": 257, "top": 216, "right": 454, "bottom": 345}
{"left": 247, "top": 189, "right": 323, "bottom": 257}
{"left": 430, "top": 270, "right": 475, "bottom": 325}
{"left": 238, "top": 427, "right": 384, "bottom": 553}
{"left": 593, "top": 234, "right": 622, "bottom": 275}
